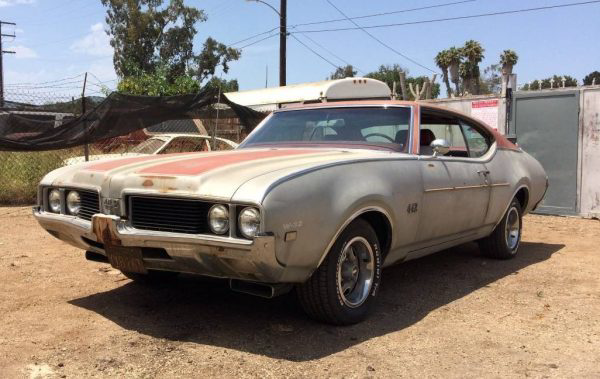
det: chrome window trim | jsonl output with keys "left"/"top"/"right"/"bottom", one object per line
{"left": 239, "top": 104, "right": 415, "bottom": 153}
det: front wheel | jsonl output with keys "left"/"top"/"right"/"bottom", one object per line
{"left": 297, "top": 219, "right": 382, "bottom": 325}
{"left": 479, "top": 198, "right": 523, "bottom": 259}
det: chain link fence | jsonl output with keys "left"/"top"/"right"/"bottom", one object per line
{"left": 0, "top": 87, "right": 248, "bottom": 205}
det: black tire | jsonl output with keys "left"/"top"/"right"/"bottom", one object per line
{"left": 479, "top": 198, "right": 523, "bottom": 259}
{"left": 297, "top": 219, "right": 382, "bottom": 325}
{"left": 122, "top": 269, "right": 180, "bottom": 285}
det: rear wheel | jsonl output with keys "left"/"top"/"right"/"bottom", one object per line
{"left": 479, "top": 198, "right": 523, "bottom": 259}
{"left": 122, "top": 270, "right": 179, "bottom": 285}
{"left": 297, "top": 219, "right": 382, "bottom": 325}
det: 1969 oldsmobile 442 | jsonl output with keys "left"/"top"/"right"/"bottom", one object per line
{"left": 34, "top": 101, "right": 547, "bottom": 325}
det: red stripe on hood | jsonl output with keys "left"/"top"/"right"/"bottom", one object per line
{"left": 85, "top": 153, "right": 196, "bottom": 172}
{"left": 137, "top": 149, "right": 320, "bottom": 176}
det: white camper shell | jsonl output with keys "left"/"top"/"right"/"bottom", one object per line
{"left": 224, "top": 77, "right": 392, "bottom": 112}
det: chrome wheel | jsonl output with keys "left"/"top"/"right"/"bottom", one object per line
{"left": 505, "top": 206, "right": 520, "bottom": 250}
{"left": 337, "top": 236, "right": 375, "bottom": 308}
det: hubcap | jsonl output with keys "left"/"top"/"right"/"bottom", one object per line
{"left": 505, "top": 206, "right": 520, "bottom": 250}
{"left": 337, "top": 236, "right": 375, "bottom": 308}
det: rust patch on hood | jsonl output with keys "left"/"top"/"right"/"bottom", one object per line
{"left": 142, "top": 179, "right": 153, "bottom": 187}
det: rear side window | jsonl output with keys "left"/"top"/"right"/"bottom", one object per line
{"left": 459, "top": 120, "right": 492, "bottom": 158}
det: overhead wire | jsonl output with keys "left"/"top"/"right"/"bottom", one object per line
{"left": 298, "top": 0, "right": 600, "bottom": 33}
{"left": 323, "top": 0, "right": 438, "bottom": 74}
{"left": 294, "top": 30, "right": 365, "bottom": 75}
{"left": 290, "top": 34, "right": 340, "bottom": 69}
{"left": 229, "top": 0, "right": 479, "bottom": 49}
{"left": 237, "top": 32, "right": 280, "bottom": 50}
{"left": 295, "top": 0, "right": 478, "bottom": 27}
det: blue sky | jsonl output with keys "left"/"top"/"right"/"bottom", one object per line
{"left": 1, "top": 0, "right": 599, "bottom": 98}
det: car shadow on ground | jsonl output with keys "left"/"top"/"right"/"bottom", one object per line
{"left": 69, "top": 241, "right": 563, "bottom": 361}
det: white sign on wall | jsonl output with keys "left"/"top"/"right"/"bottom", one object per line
{"left": 471, "top": 99, "right": 499, "bottom": 130}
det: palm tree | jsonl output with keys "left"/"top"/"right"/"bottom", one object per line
{"left": 435, "top": 50, "right": 452, "bottom": 97}
{"left": 447, "top": 47, "right": 462, "bottom": 95}
{"left": 461, "top": 40, "right": 485, "bottom": 94}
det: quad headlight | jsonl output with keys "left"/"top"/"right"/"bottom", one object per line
{"left": 208, "top": 204, "right": 230, "bottom": 235}
{"left": 238, "top": 207, "right": 261, "bottom": 239}
{"left": 48, "top": 189, "right": 61, "bottom": 213}
{"left": 66, "top": 191, "right": 81, "bottom": 215}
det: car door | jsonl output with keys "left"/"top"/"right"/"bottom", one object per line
{"left": 416, "top": 110, "right": 491, "bottom": 243}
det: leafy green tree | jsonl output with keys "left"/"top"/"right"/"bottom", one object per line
{"left": 480, "top": 64, "right": 502, "bottom": 94}
{"left": 328, "top": 65, "right": 357, "bottom": 80}
{"left": 583, "top": 71, "right": 600, "bottom": 85}
{"left": 365, "top": 64, "right": 440, "bottom": 100}
{"left": 204, "top": 77, "right": 240, "bottom": 93}
{"left": 102, "top": 0, "right": 240, "bottom": 94}
{"left": 116, "top": 63, "right": 200, "bottom": 96}
{"left": 434, "top": 50, "right": 452, "bottom": 97}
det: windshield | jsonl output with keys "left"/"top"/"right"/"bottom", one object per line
{"left": 240, "top": 107, "right": 411, "bottom": 151}
{"left": 130, "top": 138, "right": 166, "bottom": 154}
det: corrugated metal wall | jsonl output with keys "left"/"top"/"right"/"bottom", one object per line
{"left": 509, "top": 90, "right": 580, "bottom": 215}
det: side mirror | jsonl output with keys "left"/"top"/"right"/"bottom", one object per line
{"left": 431, "top": 139, "right": 450, "bottom": 156}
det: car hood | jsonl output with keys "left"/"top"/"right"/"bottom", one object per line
{"left": 42, "top": 147, "right": 402, "bottom": 203}
{"left": 63, "top": 152, "right": 145, "bottom": 165}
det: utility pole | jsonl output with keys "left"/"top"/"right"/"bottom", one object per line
{"left": 247, "top": 1, "right": 286, "bottom": 86}
{"left": 0, "top": 21, "right": 16, "bottom": 108}
{"left": 279, "top": 0, "right": 286, "bottom": 86}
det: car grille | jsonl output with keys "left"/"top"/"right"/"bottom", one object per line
{"left": 78, "top": 191, "right": 100, "bottom": 221}
{"left": 129, "top": 196, "right": 212, "bottom": 234}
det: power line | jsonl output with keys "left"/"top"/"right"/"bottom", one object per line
{"left": 323, "top": 0, "right": 438, "bottom": 74}
{"left": 231, "top": 0, "right": 477, "bottom": 49}
{"left": 296, "top": 31, "right": 365, "bottom": 74}
{"left": 237, "top": 32, "right": 280, "bottom": 50}
{"left": 295, "top": 0, "right": 477, "bottom": 27}
{"left": 228, "top": 26, "right": 280, "bottom": 47}
{"left": 299, "top": 0, "right": 600, "bottom": 33}
{"left": 290, "top": 34, "right": 339, "bottom": 69}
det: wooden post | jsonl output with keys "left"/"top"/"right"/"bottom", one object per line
{"left": 81, "top": 72, "right": 89, "bottom": 162}
{"left": 398, "top": 70, "right": 408, "bottom": 101}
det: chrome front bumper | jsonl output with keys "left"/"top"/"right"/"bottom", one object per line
{"left": 33, "top": 206, "right": 287, "bottom": 283}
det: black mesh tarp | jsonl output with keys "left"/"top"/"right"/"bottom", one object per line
{"left": 0, "top": 87, "right": 267, "bottom": 151}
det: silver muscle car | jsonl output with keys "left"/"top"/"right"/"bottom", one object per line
{"left": 33, "top": 101, "right": 548, "bottom": 325}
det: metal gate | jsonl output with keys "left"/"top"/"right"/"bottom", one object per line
{"left": 509, "top": 90, "right": 580, "bottom": 215}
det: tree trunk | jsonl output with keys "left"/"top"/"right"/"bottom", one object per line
{"left": 442, "top": 68, "right": 452, "bottom": 97}
{"left": 473, "top": 65, "right": 481, "bottom": 95}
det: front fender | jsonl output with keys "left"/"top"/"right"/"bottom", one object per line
{"left": 261, "top": 160, "right": 421, "bottom": 280}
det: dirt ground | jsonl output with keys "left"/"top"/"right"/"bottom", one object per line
{"left": 0, "top": 208, "right": 598, "bottom": 378}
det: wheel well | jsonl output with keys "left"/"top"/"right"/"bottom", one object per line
{"left": 358, "top": 211, "right": 392, "bottom": 258}
{"left": 515, "top": 187, "right": 529, "bottom": 210}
